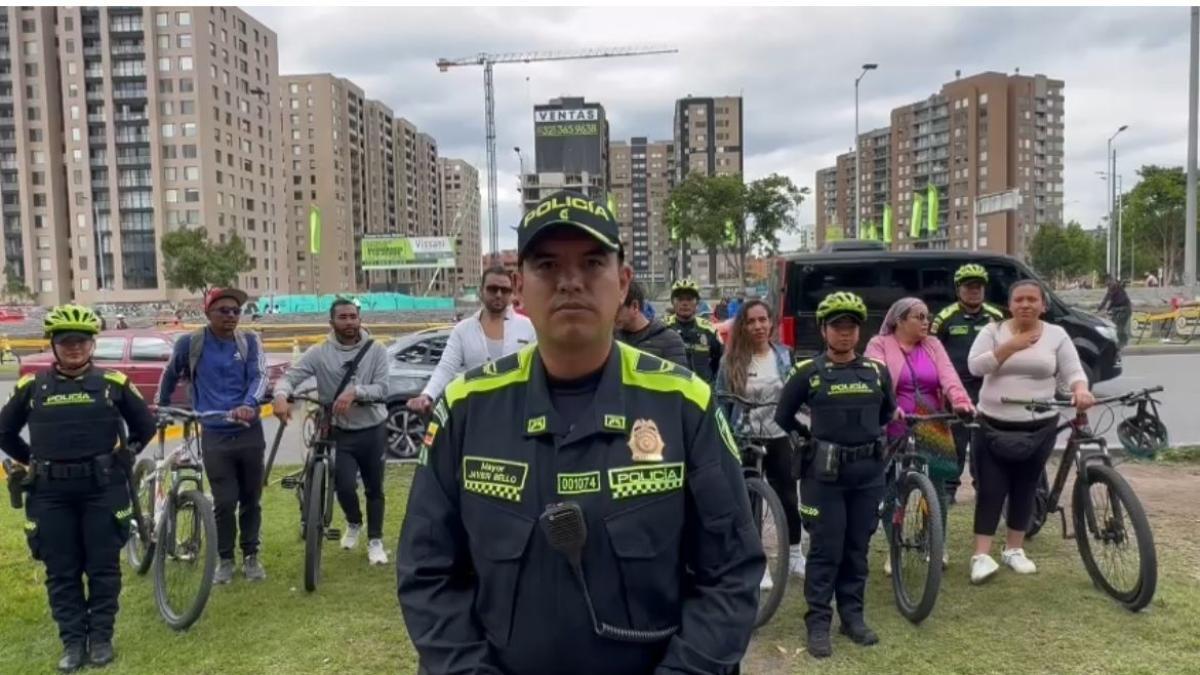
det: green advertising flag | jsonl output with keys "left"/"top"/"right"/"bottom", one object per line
{"left": 883, "top": 204, "right": 894, "bottom": 244}
{"left": 910, "top": 194, "right": 924, "bottom": 239}
{"left": 724, "top": 218, "right": 737, "bottom": 245}
{"left": 926, "top": 184, "right": 939, "bottom": 235}
{"left": 309, "top": 205, "right": 321, "bottom": 255}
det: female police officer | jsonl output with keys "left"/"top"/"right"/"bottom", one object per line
{"left": 774, "top": 291, "right": 895, "bottom": 659}
{"left": 0, "top": 305, "right": 156, "bottom": 672}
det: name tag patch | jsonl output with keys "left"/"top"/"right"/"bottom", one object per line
{"left": 463, "top": 456, "right": 529, "bottom": 503}
{"left": 608, "top": 463, "right": 684, "bottom": 500}
{"left": 557, "top": 471, "right": 601, "bottom": 495}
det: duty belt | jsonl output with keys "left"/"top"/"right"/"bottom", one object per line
{"left": 32, "top": 454, "right": 112, "bottom": 480}
{"left": 817, "top": 440, "right": 882, "bottom": 463}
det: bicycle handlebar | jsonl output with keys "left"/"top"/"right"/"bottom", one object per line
{"left": 900, "top": 412, "right": 972, "bottom": 425}
{"left": 282, "top": 392, "right": 386, "bottom": 408}
{"left": 716, "top": 392, "right": 778, "bottom": 410}
{"left": 153, "top": 406, "right": 242, "bottom": 421}
{"left": 1002, "top": 386, "right": 1164, "bottom": 412}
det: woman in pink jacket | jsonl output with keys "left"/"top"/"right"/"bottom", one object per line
{"left": 867, "top": 297, "right": 974, "bottom": 571}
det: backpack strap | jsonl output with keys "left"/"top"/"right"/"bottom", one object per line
{"left": 187, "top": 328, "right": 206, "bottom": 378}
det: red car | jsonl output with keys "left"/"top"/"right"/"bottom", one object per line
{"left": 19, "top": 329, "right": 290, "bottom": 405}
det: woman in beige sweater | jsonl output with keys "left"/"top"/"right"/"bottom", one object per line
{"left": 966, "top": 280, "right": 1095, "bottom": 584}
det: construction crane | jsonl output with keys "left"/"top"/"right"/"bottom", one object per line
{"left": 436, "top": 46, "right": 679, "bottom": 262}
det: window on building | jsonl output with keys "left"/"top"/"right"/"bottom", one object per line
{"left": 158, "top": 57, "right": 171, "bottom": 72}
{"left": 178, "top": 33, "right": 192, "bottom": 49}
{"left": 179, "top": 56, "right": 193, "bottom": 71}
{"left": 179, "top": 78, "right": 194, "bottom": 93}
{"left": 158, "top": 35, "right": 170, "bottom": 50}
{"left": 177, "top": 11, "right": 191, "bottom": 26}
{"left": 156, "top": 12, "right": 169, "bottom": 27}
{"left": 160, "top": 123, "right": 175, "bottom": 138}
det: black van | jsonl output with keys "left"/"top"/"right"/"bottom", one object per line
{"left": 770, "top": 241, "right": 1122, "bottom": 384}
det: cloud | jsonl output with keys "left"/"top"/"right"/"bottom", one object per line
{"left": 247, "top": 6, "right": 1194, "bottom": 252}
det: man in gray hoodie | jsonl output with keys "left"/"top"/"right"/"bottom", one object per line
{"left": 272, "top": 298, "right": 391, "bottom": 566}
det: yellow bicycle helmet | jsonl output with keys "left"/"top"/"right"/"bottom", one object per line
{"left": 43, "top": 304, "right": 102, "bottom": 338}
{"left": 954, "top": 263, "right": 989, "bottom": 286}
{"left": 815, "top": 291, "right": 867, "bottom": 324}
{"left": 671, "top": 278, "right": 700, "bottom": 298}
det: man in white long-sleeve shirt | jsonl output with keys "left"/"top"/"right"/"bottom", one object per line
{"left": 407, "top": 267, "right": 536, "bottom": 414}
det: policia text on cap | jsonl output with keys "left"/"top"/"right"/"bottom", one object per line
{"left": 0, "top": 305, "right": 157, "bottom": 672}
{"left": 398, "top": 191, "right": 765, "bottom": 675}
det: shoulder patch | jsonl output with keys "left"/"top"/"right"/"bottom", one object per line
{"left": 935, "top": 304, "right": 960, "bottom": 321}
{"left": 446, "top": 345, "right": 535, "bottom": 408}
{"left": 663, "top": 314, "right": 677, "bottom": 326}
{"left": 618, "top": 342, "right": 710, "bottom": 411}
{"left": 15, "top": 373, "right": 34, "bottom": 390}
{"left": 791, "top": 358, "right": 815, "bottom": 377}
{"left": 103, "top": 370, "right": 129, "bottom": 386}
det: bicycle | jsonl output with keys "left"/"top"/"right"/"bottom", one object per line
{"left": 881, "top": 412, "right": 971, "bottom": 624}
{"left": 277, "top": 390, "right": 384, "bottom": 592}
{"left": 1000, "top": 386, "right": 1160, "bottom": 612}
{"left": 125, "top": 407, "right": 227, "bottom": 630}
{"left": 716, "top": 393, "right": 790, "bottom": 629}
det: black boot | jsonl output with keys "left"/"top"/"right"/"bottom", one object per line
{"left": 839, "top": 621, "right": 880, "bottom": 646}
{"left": 806, "top": 626, "right": 832, "bottom": 659}
{"left": 88, "top": 639, "right": 115, "bottom": 667}
{"left": 57, "top": 644, "right": 87, "bottom": 673}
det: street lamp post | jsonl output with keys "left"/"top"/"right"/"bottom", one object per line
{"left": 1107, "top": 124, "right": 1128, "bottom": 277}
{"left": 854, "top": 64, "right": 878, "bottom": 239}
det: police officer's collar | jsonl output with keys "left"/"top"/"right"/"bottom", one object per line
{"left": 523, "top": 342, "right": 627, "bottom": 444}
{"left": 819, "top": 352, "right": 865, "bottom": 367}
{"left": 53, "top": 363, "right": 95, "bottom": 380}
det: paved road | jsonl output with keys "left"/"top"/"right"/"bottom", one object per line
{"left": 0, "top": 351, "right": 1194, "bottom": 469}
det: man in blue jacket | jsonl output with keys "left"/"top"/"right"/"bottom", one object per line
{"left": 157, "top": 287, "right": 269, "bottom": 584}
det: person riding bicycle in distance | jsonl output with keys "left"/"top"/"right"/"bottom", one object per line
{"left": 0, "top": 305, "right": 156, "bottom": 671}
{"left": 774, "top": 291, "right": 896, "bottom": 660}
{"left": 273, "top": 297, "right": 392, "bottom": 566}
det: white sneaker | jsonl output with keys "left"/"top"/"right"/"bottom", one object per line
{"left": 788, "top": 545, "right": 806, "bottom": 578}
{"left": 367, "top": 538, "right": 389, "bottom": 566}
{"left": 970, "top": 554, "right": 1000, "bottom": 584}
{"left": 943, "top": 550, "right": 950, "bottom": 570}
{"left": 341, "top": 524, "right": 361, "bottom": 550}
{"left": 883, "top": 556, "right": 892, "bottom": 577}
{"left": 760, "top": 568, "right": 774, "bottom": 591}
{"left": 1001, "top": 548, "right": 1037, "bottom": 574}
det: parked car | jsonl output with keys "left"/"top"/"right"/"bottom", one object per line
{"left": 769, "top": 241, "right": 1122, "bottom": 384}
{"left": 383, "top": 328, "right": 450, "bottom": 461}
{"left": 19, "top": 328, "right": 291, "bottom": 404}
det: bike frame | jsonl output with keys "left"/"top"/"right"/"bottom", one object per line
{"left": 289, "top": 394, "right": 339, "bottom": 533}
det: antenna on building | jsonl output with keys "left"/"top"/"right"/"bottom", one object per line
{"left": 1015, "top": 67, "right": 1021, "bottom": 74}
{"left": 955, "top": 69, "right": 961, "bottom": 79}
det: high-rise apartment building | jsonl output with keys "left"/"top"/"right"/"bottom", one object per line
{"left": 673, "top": 95, "right": 743, "bottom": 289}
{"left": 359, "top": 97, "right": 396, "bottom": 287}
{"left": 280, "top": 73, "right": 364, "bottom": 294}
{"left": 522, "top": 96, "right": 609, "bottom": 211}
{"left": 814, "top": 150, "right": 855, "bottom": 250}
{"left": 816, "top": 71, "right": 1064, "bottom": 258}
{"left": 19, "top": 6, "right": 287, "bottom": 304}
{"left": 438, "top": 158, "right": 480, "bottom": 296}
{"left": 609, "top": 137, "right": 673, "bottom": 287}
{"left": 387, "top": 117, "right": 442, "bottom": 294}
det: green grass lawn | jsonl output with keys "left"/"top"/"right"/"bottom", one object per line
{"left": 2, "top": 464, "right": 1198, "bottom": 674}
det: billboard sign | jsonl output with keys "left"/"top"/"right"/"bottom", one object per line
{"left": 534, "top": 104, "right": 605, "bottom": 174}
{"left": 361, "top": 236, "right": 456, "bottom": 270}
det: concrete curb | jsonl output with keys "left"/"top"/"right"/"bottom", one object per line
{"left": 1122, "top": 344, "right": 1200, "bottom": 356}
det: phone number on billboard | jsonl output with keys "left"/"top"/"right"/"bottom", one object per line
{"left": 536, "top": 123, "right": 599, "bottom": 137}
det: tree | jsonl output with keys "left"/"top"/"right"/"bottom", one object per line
{"left": 161, "top": 227, "right": 253, "bottom": 294}
{"left": 1120, "top": 165, "right": 1186, "bottom": 284}
{"left": 1029, "top": 220, "right": 1102, "bottom": 287}
{"left": 665, "top": 173, "right": 808, "bottom": 286}
{"left": 2, "top": 268, "right": 34, "bottom": 303}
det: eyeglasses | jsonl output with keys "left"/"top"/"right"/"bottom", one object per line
{"left": 909, "top": 314, "right": 929, "bottom": 322}
{"left": 485, "top": 285, "right": 513, "bottom": 295}
{"left": 213, "top": 307, "right": 242, "bottom": 316}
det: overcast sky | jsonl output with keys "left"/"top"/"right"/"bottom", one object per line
{"left": 248, "top": 5, "right": 1193, "bottom": 252}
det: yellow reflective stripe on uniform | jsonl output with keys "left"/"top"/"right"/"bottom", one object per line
{"left": 445, "top": 345, "right": 535, "bottom": 409}
{"left": 865, "top": 358, "right": 885, "bottom": 378}
{"left": 714, "top": 407, "right": 739, "bottom": 461}
{"left": 932, "top": 304, "right": 960, "bottom": 332}
{"left": 617, "top": 342, "right": 710, "bottom": 411}
{"left": 983, "top": 303, "right": 1005, "bottom": 320}
{"left": 103, "top": 370, "right": 129, "bottom": 387}
{"left": 791, "top": 358, "right": 814, "bottom": 377}
{"left": 663, "top": 314, "right": 677, "bottom": 326}
{"left": 15, "top": 373, "right": 34, "bottom": 390}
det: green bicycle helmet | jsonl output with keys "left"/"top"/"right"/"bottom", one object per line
{"left": 816, "top": 291, "right": 868, "bottom": 325}
{"left": 954, "top": 263, "right": 989, "bottom": 286}
{"left": 43, "top": 304, "right": 102, "bottom": 338}
{"left": 671, "top": 278, "right": 700, "bottom": 298}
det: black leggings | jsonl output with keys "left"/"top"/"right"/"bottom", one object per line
{"left": 332, "top": 424, "right": 387, "bottom": 540}
{"left": 973, "top": 416, "right": 1057, "bottom": 536}
{"left": 759, "top": 436, "right": 803, "bottom": 546}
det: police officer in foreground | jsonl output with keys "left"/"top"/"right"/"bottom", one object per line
{"left": 398, "top": 190, "right": 764, "bottom": 675}
{"left": 931, "top": 263, "right": 1004, "bottom": 499}
{"left": 0, "top": 305, "right": 156, "bottom": 671}
{"left": 664, "top": 278, "right": 723, "bottom": 383}
{"left": 774, "top": 292, "right": 895, "bottom": 660}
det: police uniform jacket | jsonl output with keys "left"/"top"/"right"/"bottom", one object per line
{"left": 0, "top": 367, "right": 156, "bottom": 465}
{"left": 397, "top": 342, "right": 764, "bottom": 675}
{"left": 774, "top": 355, "right": 896, "bottom": 447}
{"left": 663, "top": 315, "right": 723, "bottom": 383}
{"left": 931, "top": 302, "right": 1004, "bottom": 395}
